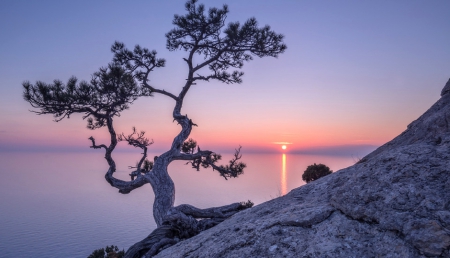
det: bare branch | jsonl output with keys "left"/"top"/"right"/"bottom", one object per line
{"left": 88, "top": 136, "right": 107, "bottom": 150}
{"left": 118, "top": 127, "right": 153, "bottom": 149}
{"left": 118, "top": 127, "right": 154, "bottom": 180}
{"left": 105, "top": 168, "right": 149, "bottom": 194}
{"left": 89, "top": 118, "right": 151, "bottom": 194}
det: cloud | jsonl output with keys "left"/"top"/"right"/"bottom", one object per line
{"left": 290, "top": 144, "right": 378, "bottom": 157}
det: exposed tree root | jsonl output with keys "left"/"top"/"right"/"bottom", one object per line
{"left": 125, "top": 201, "right": 253, "bottom": 258}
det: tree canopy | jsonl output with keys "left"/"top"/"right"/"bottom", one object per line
{"left": 302, "top": 163, "right": 333, "bottom": 183}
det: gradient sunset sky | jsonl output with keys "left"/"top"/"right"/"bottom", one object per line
{"left": 1, "top": 0, "right": 449, "bottom": 154}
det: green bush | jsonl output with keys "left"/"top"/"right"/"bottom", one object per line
{"left": 302, "top": 163, "right": 332, "bottom": 183}
{"left": 88, "top": 245, "right": 124, "bottom": 258}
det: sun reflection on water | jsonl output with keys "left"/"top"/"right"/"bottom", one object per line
{"left": 281, "top": 154, "right": 287, "bottom": 195}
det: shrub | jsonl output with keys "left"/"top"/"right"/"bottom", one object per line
{"left": 88, "top": 245, "right": 124, "bottom": 258}
{"left": 302, "top": 163, "right": 332, "bottom": 183}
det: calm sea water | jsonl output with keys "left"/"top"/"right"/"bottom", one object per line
{"left": 0, "top": 151, "right": 355, "bottom": 257}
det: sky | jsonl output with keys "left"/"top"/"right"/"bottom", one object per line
{"left": 1, "top": 0, "right": 449, "bottom": 155}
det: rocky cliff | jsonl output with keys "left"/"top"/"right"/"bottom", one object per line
{"left": 155, "top": 79, "right": 450, "bottom": 258}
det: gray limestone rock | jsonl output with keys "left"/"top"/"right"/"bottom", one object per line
{"left": 155, "top": 82, "right": 450, "bottom": 258}
{"left": 441, "top": 78, "right": 450, "bottom": 96}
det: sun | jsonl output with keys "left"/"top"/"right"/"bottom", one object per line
{"left": 281, "top": 145, "right": 287, "bottom": 150}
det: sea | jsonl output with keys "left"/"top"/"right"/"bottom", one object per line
{"left": 0, "top": 151, "right": 357, "bottom": 257}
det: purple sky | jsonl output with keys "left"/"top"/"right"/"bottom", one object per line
{"left": 1, "top": 0, "right": 449, "bottom": 154}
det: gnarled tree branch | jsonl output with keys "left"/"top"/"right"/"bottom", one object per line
{"left": 111, "top": 41, "right": 178, "bottom": 101}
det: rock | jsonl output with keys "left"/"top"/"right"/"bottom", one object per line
{"left": 441, "top": 78, "right": 450, "bottom": 96}
{"left": 155, "top": 81, "right": 450, "bottom": 258}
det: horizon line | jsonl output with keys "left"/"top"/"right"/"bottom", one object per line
{"left": 0, "top": 144, "right": 379, "bottom": 157}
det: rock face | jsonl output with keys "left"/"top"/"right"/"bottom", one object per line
{"left": 155, "top": 81, "right": 450, "bottom": 258}
{"left": 441, "top": 78, "right": 450, "bottom": 97}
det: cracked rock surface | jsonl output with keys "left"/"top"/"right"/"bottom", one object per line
{"left": 155, "top": 81, "right": 450, "bottom": 258}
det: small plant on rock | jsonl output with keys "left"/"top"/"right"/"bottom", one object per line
{"left": 302, "top": 163, "right": 332, "bottom": 183}
{"left": 88, "top": 245, "right": 124, "bottom": 258}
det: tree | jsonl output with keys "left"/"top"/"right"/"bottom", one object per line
{"left": 302, "top": 163, "right": 333, "bottom": 183}
{"left": 22, "top": 1, "right": 286, "bottom": 256}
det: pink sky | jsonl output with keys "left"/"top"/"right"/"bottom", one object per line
{"left": 1, "top": 1, "right": 449, "bottom": 155}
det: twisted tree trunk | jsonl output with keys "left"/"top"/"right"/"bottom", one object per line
{"left": 120, "top": 115, "right": 252, "bottom": 257}
{"left": 147, "top": 154, "right": 176, "bottom": 227}
{"left": 82, "top": 86, "right": 251, "bottom": 257}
